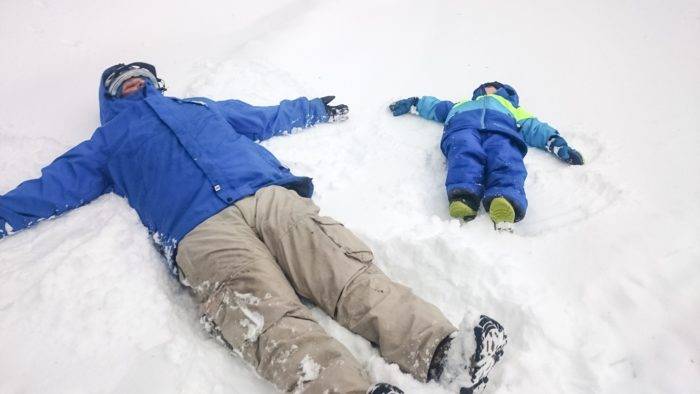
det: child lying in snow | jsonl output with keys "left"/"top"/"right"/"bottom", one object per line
{"left": 389, "top": 81, "right": 584, "bottom": 231}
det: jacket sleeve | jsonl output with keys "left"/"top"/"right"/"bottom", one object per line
{"left": 0, "top": 129, "right": 112, "bottom": 239}
{"left": 518, "top": 117, "right": 560, "bottom": 150}
{"left": 416, "top": 96, "right": 454, "bottom": 123}
{"left": 214, "top": 97, "right": 330, "bottom": 141}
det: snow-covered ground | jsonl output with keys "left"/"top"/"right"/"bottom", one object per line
{"left": 1, "top": 0, "right": 699, "bottom": 393}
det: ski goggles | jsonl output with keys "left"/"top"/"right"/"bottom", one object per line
{"left": 104, "top": 62, "right": 166, "bottom": 96}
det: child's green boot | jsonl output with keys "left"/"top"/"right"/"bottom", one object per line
{"left": 449, "top": 200, "right": 477, "bottom": 222}
{"left": 489, "top": 197, "right": 515, "bottom": 232}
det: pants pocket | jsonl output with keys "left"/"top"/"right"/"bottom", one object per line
{"left": 311, "top": 216, "right": 374, "bottom": 263}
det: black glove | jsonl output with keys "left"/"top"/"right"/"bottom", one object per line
{"left": 321, "top": 96, "right": 349, "bottom": 122}
{"left": 389, "top": 97, "right": 419, "bottom": 116}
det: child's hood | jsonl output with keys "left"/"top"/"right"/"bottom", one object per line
{"left": 472, "top": 82, "right": 520, "bottom": 107}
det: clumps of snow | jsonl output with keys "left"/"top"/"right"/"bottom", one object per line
{"left": 299, "top": 355, "right": 321, "bottom": 382}
{"left": 239, "top": 311, "right": 264, "bottom": 342}
{"left": 269, "top": 111, "right": 335, "bottom": 139}
{"left": 269, "top": 126, "right": 305, "bottom": 141}
{"left": 2, "top": 214, "right": 59, "bottom": 237}
{"left": 150, "top": 232, "right": 178, "bottom": 275}
{"left": 217, "top": 291, "right": 265, "bottom": 342}
{"left": 194, "top": 280, "right": 213, "bottom": 294}
{"left": 439, "top": 312, "right": 480, "bottom": 390}
{"left": 234, "top": 293, "right": 264, "bottom": 342}
{"left": 200, "top": 314, "right": 216, "bottom": 335}
{"left": 294, "top": 354, "right": 321, "bottom": 393}
{"left": 233, "top": 291, "right": 261, "bottom": 306}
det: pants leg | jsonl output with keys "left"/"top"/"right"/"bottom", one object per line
{"left": 235, "top": 186, "right": 457, "bottom": 382}
{"left": 441, "top": 127, "right": 487, "bottom": 208}
{"left": 176, "top": 205, "right": 370, "bottom": 394}
{"left": 481, "top": 131, "right": 528, "bottom": 221}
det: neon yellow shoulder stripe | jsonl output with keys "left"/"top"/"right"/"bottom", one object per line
{"left": 453, "top": 94, "right": 534, "bottom": 122}
{"left": 489, "top": 94, "right": 533, "bottom": 122}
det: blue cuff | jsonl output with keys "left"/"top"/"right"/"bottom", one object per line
{"left": 416, "top": 96, "right": 441, "bottom": 120}
{"left": 311, "top": 98, "right": 330, "bottom": 123}
{"left": 520, "top": 118, "right": 559, "bottom": 149}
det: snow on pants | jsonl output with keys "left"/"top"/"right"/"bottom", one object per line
{"left": 442, "top": 127, "right": 528, "bottom": 221}
{"left": 176, "top": 185, "right": 456, "bottom": 393}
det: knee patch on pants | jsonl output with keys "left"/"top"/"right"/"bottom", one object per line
{"left": 201, "top": 276, "right": 314, "bottom": 363}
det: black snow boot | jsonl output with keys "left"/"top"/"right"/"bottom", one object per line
{"left": 428, "top": 314, "right": 508, "bottom": 393}
{"left": 367, "top": 382, "right": 404, "bottom": 394}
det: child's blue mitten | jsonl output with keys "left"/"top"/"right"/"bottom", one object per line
{"left": 546, "top": 135, "right": 584, "bottom": 165}
{"left": 389, "top": 97, "right": 418, "bottom": 116}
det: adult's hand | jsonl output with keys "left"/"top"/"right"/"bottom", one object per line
{"left": 321, "top": 96, "right": 349, "bottom": 122}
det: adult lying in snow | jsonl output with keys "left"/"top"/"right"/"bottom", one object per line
{"left": 0, "top": 62, "right": 506, "bottom": 393}
{"left": 390, "top": 82, "right": 584, "bottom": 232}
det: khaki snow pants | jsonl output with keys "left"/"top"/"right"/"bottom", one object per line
{"left": 176, "top": 186, "right": 456, "bottom": 393}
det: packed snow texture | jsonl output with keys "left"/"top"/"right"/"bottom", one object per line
{"left": 1, "top": 0, "right": 699, "bottom": 393}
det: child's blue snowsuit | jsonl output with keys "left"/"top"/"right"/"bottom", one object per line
{"left": 416, "top": 82, "right": 560, "bottom": 221}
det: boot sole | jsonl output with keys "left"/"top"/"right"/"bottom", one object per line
{"left": 449, "top": 201, "right": 477, "bottom": 221}
{"left": 489, "top": 197, "right": 515, "bottom": 231}
{"left": 463, "top": 315, "right": 508, "bottom": 393}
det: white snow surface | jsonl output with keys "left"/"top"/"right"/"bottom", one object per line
{"left": 1, "top": 1, "right": 699, "bottom": 393}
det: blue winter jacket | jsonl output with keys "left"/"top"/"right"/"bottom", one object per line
{"left": 416, "top": 82, "right": 560, "bottom": 154}
{"left": 0, "top": 71, "right": 330, "bottom": 271}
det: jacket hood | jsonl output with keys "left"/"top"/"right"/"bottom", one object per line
{"left": 98, "top": 64, "right": 163, "bottom": 125}
{"left": 472, "top": 81, "right": 520, "bottom": 107}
